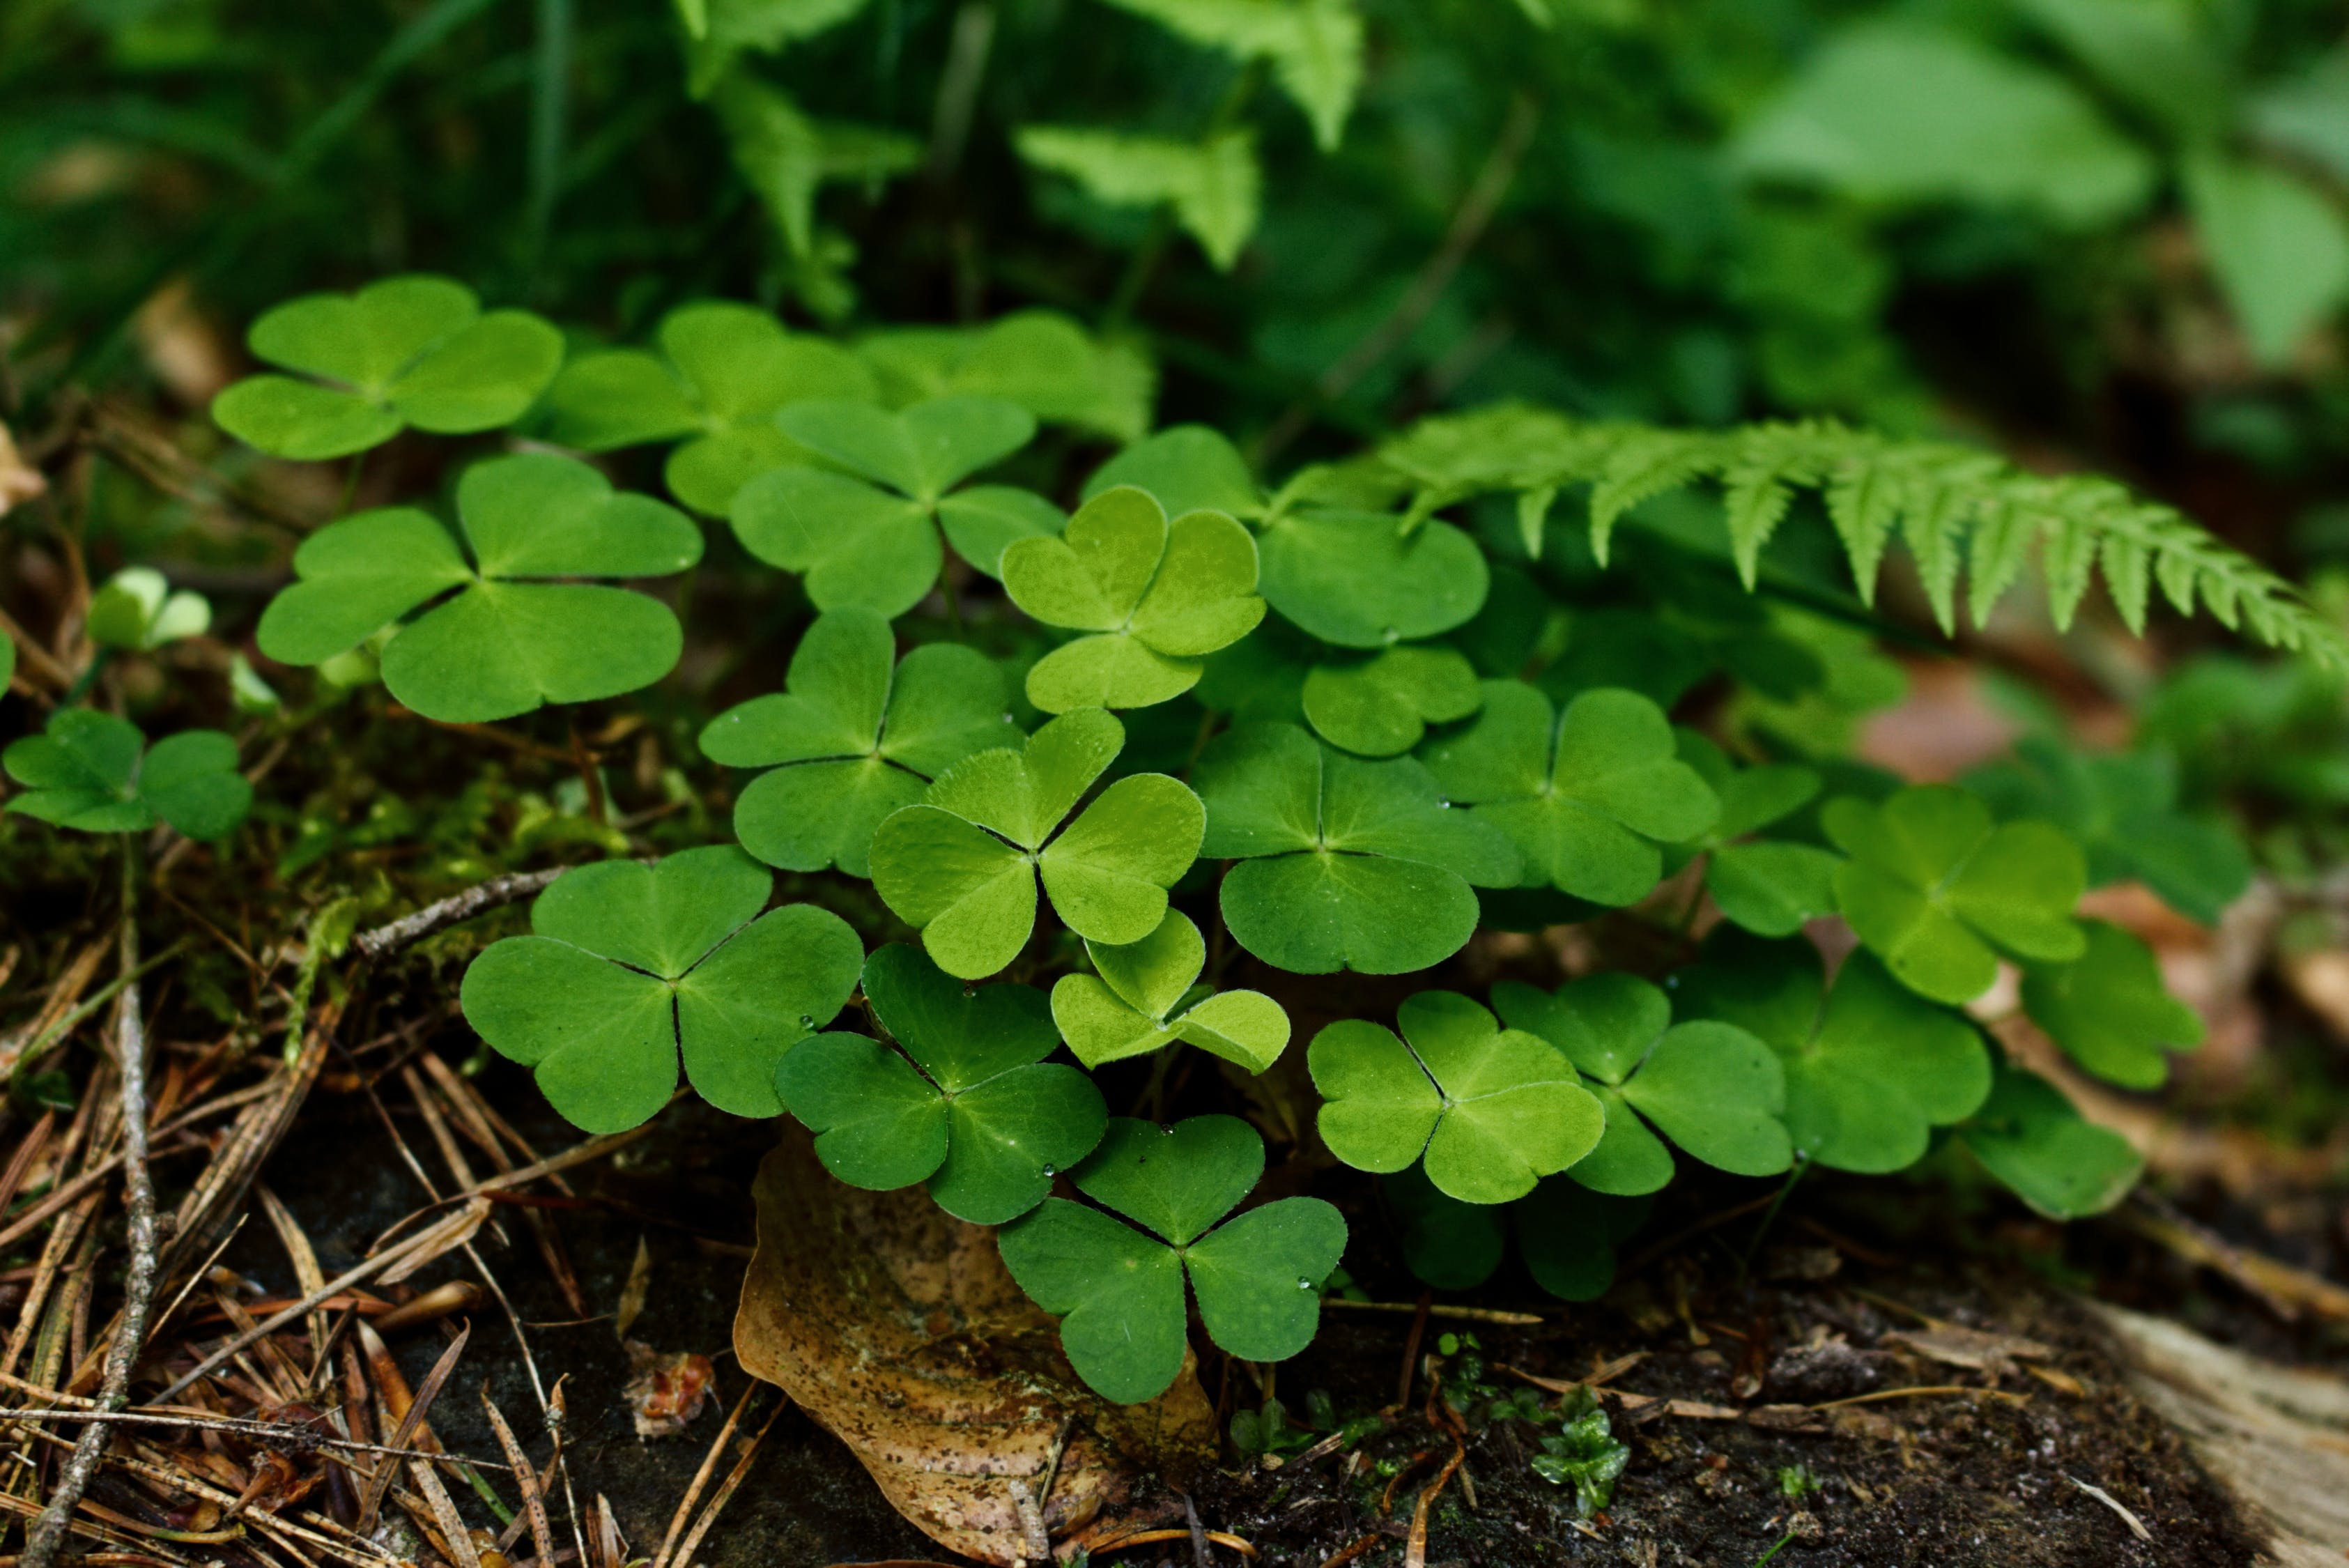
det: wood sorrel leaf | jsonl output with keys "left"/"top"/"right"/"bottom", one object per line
{"left": 702, "top": 609, "right": 1016, "bottom": 875}
{"left": 870, "top": 709, "right": 1205, "bottom": 978}
{"left": 1049, "top": 911, "right": 1291, "bottom": 1072}
{"left": 1675, "top": 929, "right": 1990, "bottom": 1174}
{"left": 461, "top": 847, "right": 862, "bottom": 1132}
{"left": 1085, "top": 425, "right": 1265, "bottom": 522}
{"left": 776, "top": 944, "right": 1107, "bottom": 1223}
{"left": 1957, "top": 1066, "right": 2141, "bottom": 1220}
{"left": 1514, "top": 1179, "right": 1651, "bottom": 1303}
{"left": 1301, "top": 644, "right": 1481, "bottom": 758}
{"left": 1421, "top": 681, "right": 1720, "bottom": 907}
{"left": 1308, "top": 990, "right": 1603, "bottom": 1204}
{"left": 1494, "top": 973, "right": 1792, "bottom": 1192}
{"left": 1824, "top": 784, "right": 2087, "bottom": 1004}
{"left": 3, "top": 709, "right": 249, "bottom": 840}
{"left": 1255, "top": 508, "right": 1488, "bottom": 648}
{"left": 213, "top": 275, "right": 561, "bottom": 459}
{"left": 999, "top": 1116, "right": 1346, "bottom": 1402}
{"left": 256, "top": 454, "right": 701, "bottom": 724}
{"left": 2020, "top": 919, "right": 2203, "bottom": 1090}
{"left": 1196, "top": 722, "right": 1520, "bottom": 974}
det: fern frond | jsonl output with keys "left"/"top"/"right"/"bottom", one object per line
{"left": 1371, "top": 406, "right": 2348, "bottom": 668}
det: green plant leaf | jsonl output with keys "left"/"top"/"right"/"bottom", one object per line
{"left": 213, "top": 275, "right": 562, "bottom": 459}
{"left": 1384, "top": 1167, "right": 1504, "bottom": 1291}
{"left": 861, "top": 310, "right": 1156, "bottom": 444}
{"left": 1824, "top": 785, "right": 2087, "bottom": 1005}
{"left": 1049, "top": 910, "right": 1290, "bottom": 1072}
{"left": 1302, "top": 645, "right": 1481, "bottom": 758}
{"left": 1420, "top": 682, "right": 1719, "bottom": 906}
{"left": 2021, "top": 920, "right": 2203, "bottom": 1091}
{"left": 1966, "top": 737, "right": 2249, "bottom": 925}
{"left": 998, "top": 1116, "right": 1346, "bottom": 1402}
{"left": 1957, "top": 1066, "right": 2141, "bottom": 1220}
{"left": 1099, "top": 0, "right": 1364, "bottom": 151}
{"left": 701, "top": 609, "right": 1017, "bottom": 875}
{"left": 1006, "top": 486, "right": 1265, "bottom": 712}
{"left": 538, "top": 301, "right": 880, "bottom": 514}
{"left": 1674, "top": 930, "right": 1990, "bottom": 1173}
{"left": 1514, "top": 1179, "right": 1651, "bottom": 1303}
{"left": 870, "top": 709, "right": 1204, "bottom": 978}
{"left": 3, "top": 709, "right": 249, "bottom": 840}
{"left": 1016, "top": 126, "right": 1262, "bottom": 270}
{"left": 1196, "top": 722, "right": 1521, "bottom": 974}
{"left": 460, "top": 847, "right": 862, "bottom": 1131}
{"left": 1255, "top": 509, "right": 1488, "bottom": 648}
{"left": 1308, "top": 990, "right": 1602, "bottom": 1204}
{"left": 732, "top": 396, "right": 1047, "bottom": 615}
{"left": 2183, "top": 153, "right": 2349, "bottom": 370}
{"left": 256, "top": 454, "right": 702, "bottom": 723}
{"left": 1495, "top": 973, "right": 1791, "bottom": 1192}
{"left": 1086, "top": 425, "right": 1265, "bottom": 522}
{"left": 776, "top": 944, "right": 1107, "bottom": 1223}
{"left": 86, "top": 567, "right": 210, "bottom": 651}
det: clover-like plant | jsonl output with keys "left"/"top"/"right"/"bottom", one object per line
{"left": 1493, "top": 974, "right": 1791, "bottom": 1193}
{"left": 1674, "top": 736, "right": 1842, "bottom": 937}
{"left": 700, "top": 609, "right": 1017, "bottom": 875}
{"left": 1309, "top": 991, "right": 1603, "bottom": 1204}
{"left": 1382, "top": 1167, "right": 1649, "bottom": 1302}
{"left": 1049, "top": 910, "right": 1289, "bottom": 1072}
{"left": 1254, "top": 507, "right": 1488, "bottom": 648}
{"left": 460, "top": 848, "right": 863, "bottom": 1132}
{"left": 3, "top": 709, "right": 250, "bottom": 840}
{"left": 86, "top": 568, "right": 210, "bottom": 652}
{"left": 2021, "top": 920, "right": 2204, "bottom": 1090}
{"left": 869, "top": 708, "right": 1204, "bottom": 978}
{"left": 537, "top": 300, "right": 881, "bottom": 515}
{"left": 1003, "top": 485, "right": 1264, "bottom": 712}
{"left": 776, "top": 945, "right": 1107, "bottom": 1224}
{"left": 1194, "top": 721, "right": 1521, "bottom": 974}
{"left": 1956, "top": 1066, "right": 2142, "bottom": 1220}
{"left": 732, "top": 395, "right": 1056, "bottom": 616}
{"left": 1674, "top": 930, "right": 1990, "bottom": 1174}
{"left": 1824, "top": 784, "right": 2086, "bottom": 1005}
{"left": 212, "top": 275, "right": 562, "bottom": 459}
{"left": 1084, "top": 424, "right": 1267, "bottom": 521}
{"left": 1300, "top": 644, "right": 1481, "bottom": 758}
{"left": 256, "top": 453, "right": 701, "bottom": 723}
{"left": 1420, "top": 682, "right": 1720, "bottom": 907}
{"left": 997, "top": 1115, "right": 1346, "bottom": 1404}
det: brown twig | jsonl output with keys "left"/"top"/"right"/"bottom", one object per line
{"left": 1396, "top": 1289, "right": 1432, "bottom": 1410}
{"left": 663, "top": 1398, "right": 783, "bottom": 1568}
{"left": 649, "top": 1383, "right": 757, "bottom": 1568}
{"left": 351, "top": 868, "right": 571, "bottom": 963}
{"left": 24, "top": 842, "right": 164, "bottom": 1568}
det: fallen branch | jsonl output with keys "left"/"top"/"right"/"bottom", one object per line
{"left": 352, "top": 867, "right": 572, "bottom": 962}
{"left": 1321, "top": 1298, "right": 1543, "bottom": 1326}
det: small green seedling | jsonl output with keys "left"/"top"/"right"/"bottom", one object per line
{"left": 1194, "top": 721, "right": 1521, "bottom": 974}
{"left": 537, "top": 300, "right": 881, "bottom": 514}
{"left": 700, "top": 609, "right": 1017, "bottom": 875}
{"left": 212, "top": 275, "right": 561, "bottom": 459}
{"left": 2021, "top": 921, "right": 2205, "bottom": 1090}
{"left": 776, "top": 944, "right": 1107, "bottom": 1224}
{"left": 1421, "top": 682, "right": 1720, "bottom": 907}
{"left": 1530, "top": 1386, "right": 1631, "bottom": 1517}
{"left": 86, "top": 568, "right": 210, "bottom": 652}
{"left": 997, "top": 1115, "right": 1347, "bottom": 1404}
{"left": 1824, "top": 784, "right": 2086, "bottom": 1004}
{"left": 1049, "top": 910, "right": 1290, "bottom": 1073}
{"left": 732, "top": 394, "right": 1057, "bottom": 615}
{"left": 460, "top": 847, "right": 863, "bottom": 1132}
{"left": 869, "top": 707, "right": 1203, "bottom": 978}
{"left": 3, "top": 709, "right": 249, "bottom": 839}
{"left": 1003, "top": 485, "right": 1265, "bottom": 712}
{"left": 1309, "top": 991, "right": 1603, "bottom": 1204}
{"left": 1778, "top": 1463, "right": 1820, "bottom": 1499}
{"left": 256, "top": 452, "right": 701, "bottom": 723}
{"left": 1495, "top": 974, "right": 1792, "bottom": 1193}
{"left": 1675, "top": 930, "right": 1990, "bottom": 1174}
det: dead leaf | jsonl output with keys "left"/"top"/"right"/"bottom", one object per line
{"left": 1744, "top": 1404, "right": 1828, "bottom": 1433}
{"left": 622, "top": 1343, "right": 714, "bottom": 1438}
{"left": 734, "top": 1128, "right": 1215, "bottom": 1567}
{"left": 0, "top": 424, "right": 45, "bottom": 519}
{"left": 1879, "top": 1326, "right": 2056, "bottom": 1378}
{"left": 616, "top": 1236, "right": 652, "bottom": 1341}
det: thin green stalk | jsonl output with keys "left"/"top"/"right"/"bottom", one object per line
{"left": 1736, "top": 1156, "right": 1810, "bottom": 1285}
{"left": 1750, "top": 1530, "right": 1797, "bottom": 1567}
{"left": 525, "top": 0, "right": 575, "bottom": 279}
{"left": 0, "top": 940, "right": 185, "bottom": 1083}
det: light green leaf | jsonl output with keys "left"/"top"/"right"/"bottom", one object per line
{"left": 1050, "top": 909, "right": 1291, "bottom": 1073}
{"left": 214, "top": 275, "right": 561, "bottom": 459}
{"left": 1824, "top": 785, "right": 2087, "bottom": 1005}
{"left": 1256, "top": 509, "right": 1488, "bottom": 648}
{"left": 711, "top": 74, "right": 921, "bottom": 262}
{"left": 1421, "top": 682, "right": 1719, "bottom": 906}
{"left": 702, "top": 610, "right": 1015, "bottom": 875}
{"left": 1086, "top": 426, "right": 1264, "bottom": 521}
{"left": 730, "top": 468, "right": 939, "bottom": 617}
{"left": 2184, "top": 153, "right": 2349, "bottom": 369}
{"left": 3, "top": 709, "right": 249, "bottom": 840}
{"left": 1676, "top": 930, "right": 1990, "bottom": 1173}
{"left": 995, "top": 1198, "right": 1190, "bottom": 1404}
{"left": 461, "top": 847, "right": 862, "bottom": 1130}
{"left": 86, "top": 567, "right": 210, "bottom": 651}
{"left": 1197, "top": 722, "right": 1521, "bottom": 974}
{"left": 1099, "top": 0, "right": 1364, "bottom": 150}
{"left": 861, "top": 310, "right": 1155, "bottom": 443}
{"left": 1309, "top": 991, "right": 1602, "bottom": 1204}
{"left": 256, "top": 454, "right": 700, "bottom": 724}
{"left": 1302, "top": 645, "right": 1481, "bottom": 758}
{"left": 1017, "top": 126, "right": 1262, "bottom": 270}
{"left": 2021, "top": 920, "right": 2203, "bottom": 1091}
{"left": 1958, "top": 1066, "right": 2141, "bottom": 1220}
{"left": 778, "top": 395, "right": 1036, "bottom": 503}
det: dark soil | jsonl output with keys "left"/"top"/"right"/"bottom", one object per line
{"left": 226, "top": 1038, "right": 2277, "bottom": 1568}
